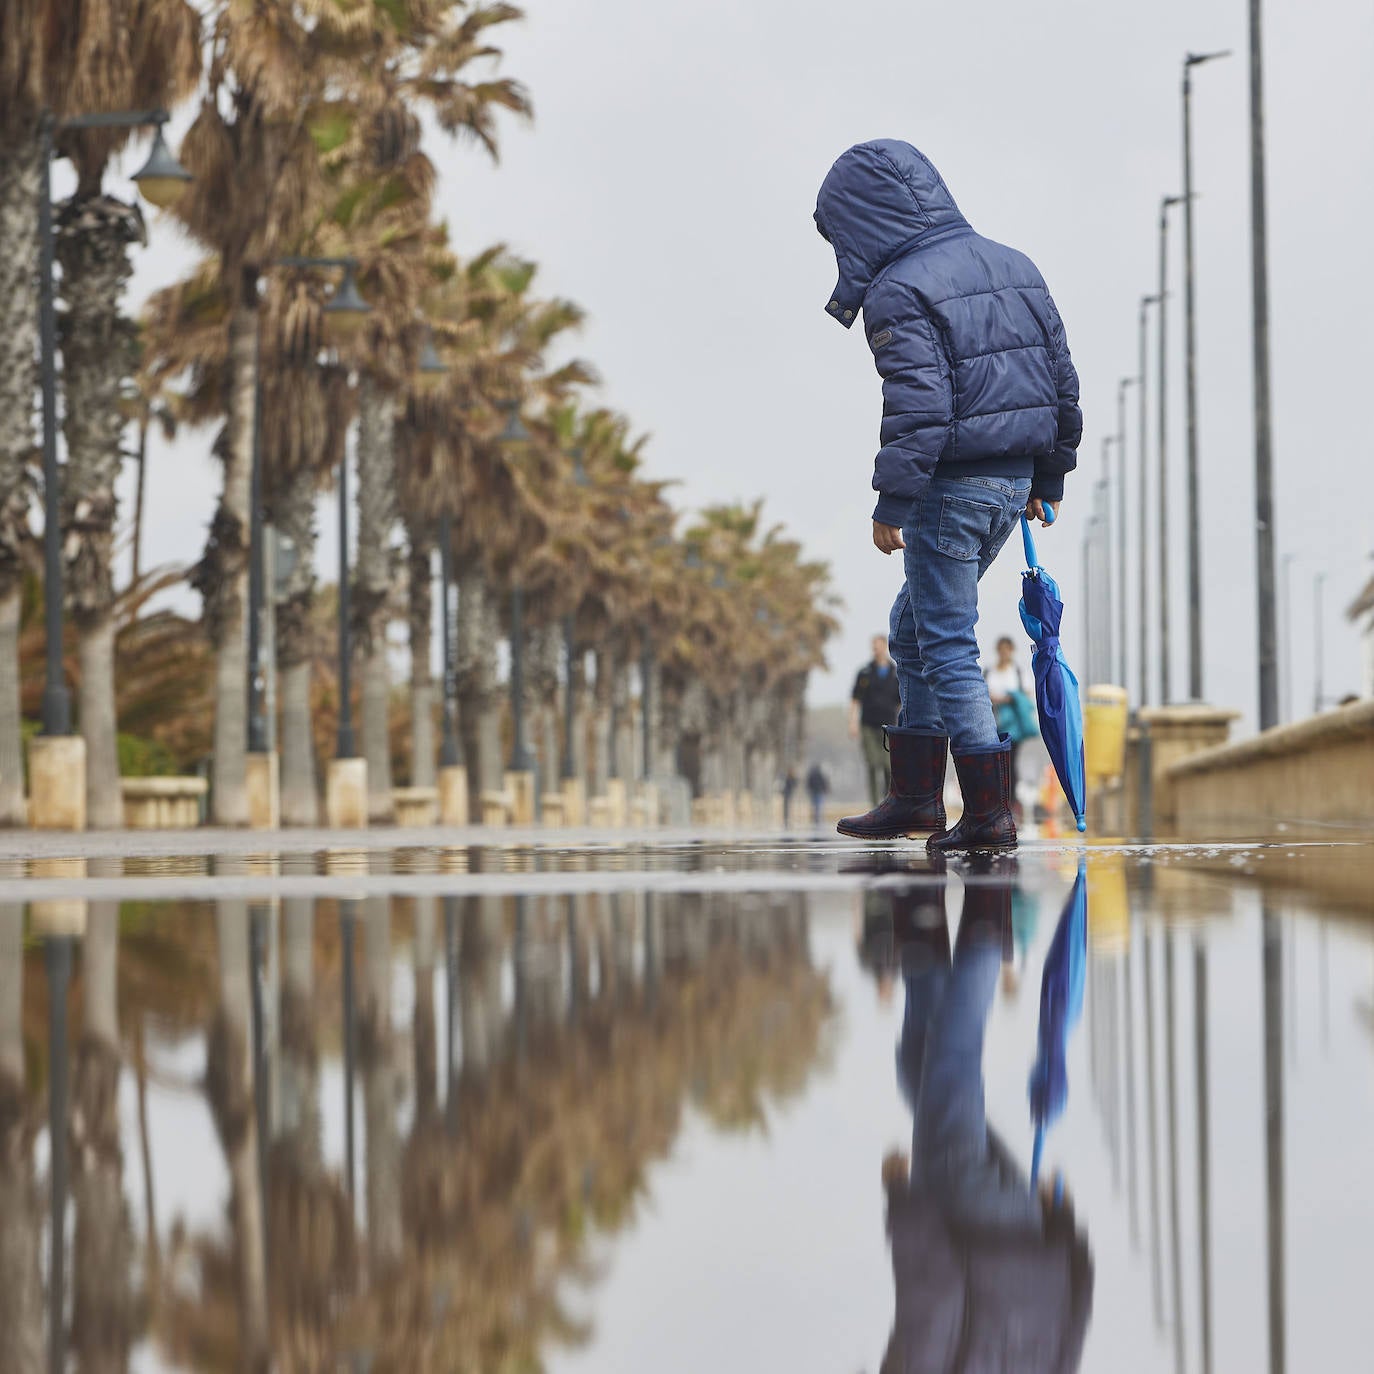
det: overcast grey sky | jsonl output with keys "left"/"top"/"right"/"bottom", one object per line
{"left": 117, "top": 0, "right": 1374, "bottom": 732}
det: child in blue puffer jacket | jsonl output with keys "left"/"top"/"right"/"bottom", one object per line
{"left": 816, "top": 139, "right": 1082, "bottom": 852}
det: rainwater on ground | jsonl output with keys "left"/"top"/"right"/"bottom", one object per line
{"left": 2, "top": 826, "right": 1372, "bottom": 1373}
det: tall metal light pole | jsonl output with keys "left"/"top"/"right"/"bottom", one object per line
{"left": 1249, "top": 0, "right": 1280, "bottom": 731}
{"left": 1182, "top": 50, "right": 1232, "bottom": 703}
{"left": 1157, "top": 196, "right": 1185, "bottom": 707}
{"left": 1138, "top": 296, "right": 1159, "bottom": 709}
{"left": 36, "top": 109, "right": 190, "bottom": 738}
{"left": 1083, "top": 516, "right": 1098, "bottom": 684}
{"left": 438, "top": 513, "right": 461, "bottom": 767}
{"left": 563, "top": 448, "right": 589, "bottom": 782}
{"left": 1312, "top": 571, "right": 1326, "bottom": 716}
{"left": 1280, "top": 550, "right": 1298, "bottom": 722}
{"left": 500, "top": 402, "right": 534, "bottom": 774}
{"left": 1116, "top": 378, "right": 1137, "bottom": 689}
{"left": 336, "top": 437, "right": 356, "bottom": 758}
{"left": 1097, "top": 439, "right": 1116, "bottom": 683}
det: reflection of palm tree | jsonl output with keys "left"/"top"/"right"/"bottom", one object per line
{"left": 206, "top": 891, "right": 270, "bottom": 1367}
{"left": 72, "top": 886, "right": 136, "bottom": 1371}
{"left": 0, "top": 909, "right": 42, "bottom": 1374}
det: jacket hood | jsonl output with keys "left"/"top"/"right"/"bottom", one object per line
{"left": 815, "top": 140, "right": 970, "bottom": 327}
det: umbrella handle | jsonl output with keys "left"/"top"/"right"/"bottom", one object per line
{"left": 1030, "top": 1124, "right": 1044, "bottom": 1188}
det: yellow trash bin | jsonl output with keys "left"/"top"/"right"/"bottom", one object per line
{"left": 1085, "top": 684, "right": 1129, "bottom": 783}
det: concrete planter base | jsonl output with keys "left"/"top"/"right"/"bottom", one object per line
{"left": 393, "top": 786, "right": 438, "bottom": 827}
{"left": 438, "top": 767, "right": 469, "bottom": 826}
{"left": 505, "top": 771, "right": 536, "bottom": 825}
{"left": 122, "top": 777, "right": 208, "bottom": 829}
{"left": 246, "top": 752, "right": 280, "bottom": 830}
{"left": 326, "top": 758, "right": 369, "bottom": 830}
{"left": 28, "top": 736, "right": 87, "bottom": 831}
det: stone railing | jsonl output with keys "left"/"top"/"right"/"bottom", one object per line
{"left": 1167, "top": 699, "right": 1374, "bottom": 829}
{"left": 121, "top": 776, "right": 208, "bottom": 830}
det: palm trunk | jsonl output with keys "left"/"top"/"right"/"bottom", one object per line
{"left": 57, "top": 194, "right": 141, "bottom": 829}
{"left": 275, "top": 462, "right": 319, "bottom": 827}
{"left": 207, "top": 890, "right": 270, "bottom": 1367}
{"left": 0, "top": 592, "right": 25, "bottom": 824}
{"left": 612, "top": 657, "right": 635, "bottom": 782}
{"left": 455, "top": 562, "right": 503, "bottom": 810}
{"left": 406, "top": 533, "right": 435, "bottom": 788}
{"left": 354, "top": 379, "right": 397, "bottom": 822}
{"left": 0, "top": 908, "right": 42, "bottom": 1374}
{"left": 278, "top": 891, "right": 319, "bottom": 1160}
{"left": 0, "top": 131, "right": 40, "bottom": 827}
{"left": 568, "top": 638, "right": 588, "bottom": 788}
{"left": 198, "top": 285, "right": 257, "bottom": 826}
{"left": 71, "top": 895, "right": 134, "bottom": 1372}
{"left": 526, "top": 622, "right": 560, "bottom": 796}
{"left": 591, "top": 646, "right": 614, "bottom": 796}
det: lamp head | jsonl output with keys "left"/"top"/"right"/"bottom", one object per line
{"left": 415, "top": 328, "right": 447, "bottom": 397}
{"left": 132, "top": 123, "right": 192, "bottom": 208}
{"left": 322, "top": 263, "right": 371, "bottom": 344}
{"left": 1186, "top": 49, "right": 1232, "bottom": 67}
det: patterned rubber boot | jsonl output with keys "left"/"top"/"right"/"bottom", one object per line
{"left": 836, "top": 727, "right": 948, "bottom": 839}
{"left": 927, "top": 735, "right": 1018, "bottom": 853}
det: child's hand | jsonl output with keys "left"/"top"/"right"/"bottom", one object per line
{"left": 1027, "top": 499, "right": 1062, "bottom": 526}
{"left": 873, "top": 521, "right": 905, "bottom": 555}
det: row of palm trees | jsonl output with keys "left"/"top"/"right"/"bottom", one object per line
{"left": 0, "top": 0, "right": 838, "bottom": 828}
{"left": 2, "top": 887, "right": 831, "bottom": 1369}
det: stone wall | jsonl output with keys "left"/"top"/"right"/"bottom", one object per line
{"left": 1167, "top": 699, "right": 1374, "bottom": 829}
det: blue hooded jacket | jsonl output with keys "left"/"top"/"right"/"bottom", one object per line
{"left": 815, "top": 141, "right": 1083, "bottom": 524}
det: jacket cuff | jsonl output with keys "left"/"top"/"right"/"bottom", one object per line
{"left": 872, "top": 492, "right": 915, "bottom": 527}
{"left": 1030, "top": 474, "right": 1065, "bottom": 502}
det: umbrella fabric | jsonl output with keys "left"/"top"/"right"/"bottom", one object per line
{"left": 1028, "top": 856, "right": 1088, "bottom": 1185}
{"left": 1018, "top": 515, "right": 1087, "bottom": 831}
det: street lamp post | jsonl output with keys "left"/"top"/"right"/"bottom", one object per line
{"left": 1157, "top": 196, "right": 1185, "bottom": 707}
{"left": 500, "top": 402, "right": 534, "bottom": 775}
{"left": 563, "top": 448, "right": 589, "bottom": 783}
{"left": 1083, "top": 517, "right": 1099, "bottom": 684}
{"left": 438, "top": 513, "right": 461, "bottom": 767}
{"left": 1313, "top": 571, "right": 1326, "bottom": 717}
{"left": 35, "top": 108, "right": 190, "bottom": 738}
{"left": 1138, "top": 296, "right": 1159, "bottom": 709}
{"left": 1117, "top": 378, "right": 1137, "bottom": 689}
{"left": 1182, "top": 50, "right": 1232, "bottom": 703}
{"left": 1248, "top": 0, "right": 1280, "bottom": 731}
{"left": 1100, "top": 437, "right": 1117, "bottom": 685}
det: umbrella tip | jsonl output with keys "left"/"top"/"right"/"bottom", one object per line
{"left": 1075, "top": 818, "right": 1087, "bottom": 832}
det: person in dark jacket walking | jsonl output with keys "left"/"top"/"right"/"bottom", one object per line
{"left": 875, "top": 866, "right": 1094, "bottom": 1374}
{"left": 804, "top": 762, "right": 830, "bottom": 826}
{"left": 821, "top": 140, "right": 1082, "bottom": 852}
{"left": 851, "top": 634, "right": 903, "bottom": 804}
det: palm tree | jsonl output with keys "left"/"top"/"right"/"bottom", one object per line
{"left": 53, "top": 0, "right": 200, "bottom": 829}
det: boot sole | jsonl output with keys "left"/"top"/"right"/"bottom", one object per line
{"left": 835, "top": 823, "right": 945, "bottom": 840}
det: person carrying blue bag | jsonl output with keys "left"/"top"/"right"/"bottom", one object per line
{"left": 985, "top": 635, "right": 1039, "bottom": 821}
{"left": 819, "top": 139, "right": 1083, "bottom": 851}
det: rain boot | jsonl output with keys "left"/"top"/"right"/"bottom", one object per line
{"left": 955, "top": 853, "right": 1017, "bottom": 950}
{"left": 927, "top": 735, "right": 1017, "bottom": 853}
{"left": 836, "top": 727, "right": 948, "bottom": 839}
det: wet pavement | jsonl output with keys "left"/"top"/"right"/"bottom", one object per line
{"left": 2, "top": 829, "right": 1372, "bottom": 1372}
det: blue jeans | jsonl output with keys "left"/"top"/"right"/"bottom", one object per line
{"left": 888, "top": 475, "right": 1032, "bottom": 753}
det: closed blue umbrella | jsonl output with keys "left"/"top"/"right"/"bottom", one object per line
{"left": 1019, "top": 512, "right": 1087, "bottom": 831}
{"left": 1029, "top": 855, "right": 1088, "bottom": 1186}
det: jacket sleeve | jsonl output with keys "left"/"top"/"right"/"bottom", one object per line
{"left": 1032, "top": 293, "right": 1083, "bottom": 503}
{"left": 867, "top": 282, "right": 954, "bottom": 527}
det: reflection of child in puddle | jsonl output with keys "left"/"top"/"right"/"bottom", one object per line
{"left": 875, "top": 868, "right": 1093, "bottom": 1374}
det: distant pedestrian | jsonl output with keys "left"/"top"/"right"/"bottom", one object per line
{"left": 781, "top": 767, "right": 799, "bottom": 827}
{"left": 805, "top": 762, "right": 830, "bottom": 826}
{"left": 817, "top": 139, "right": 1081, "bottom": 851}
{"left": 850, "top": 634, "right": 902, "bottom": 804}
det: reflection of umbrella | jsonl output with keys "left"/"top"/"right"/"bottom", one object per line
{"left": 1019, "top": 512, "right": 1087, "bottom": 831}
{"left": 1029, "top": 855, "right": 1088, "bottom": 1185}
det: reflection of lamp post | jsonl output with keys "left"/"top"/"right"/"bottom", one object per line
{"left": 341, "top": 899, "right": 358, "bottom": 1204}
{"left": 269, "top": 259, "right": 371, "bottom": 761}
{"left": 36, "top": 109, "right": 190, "bottom": 738}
